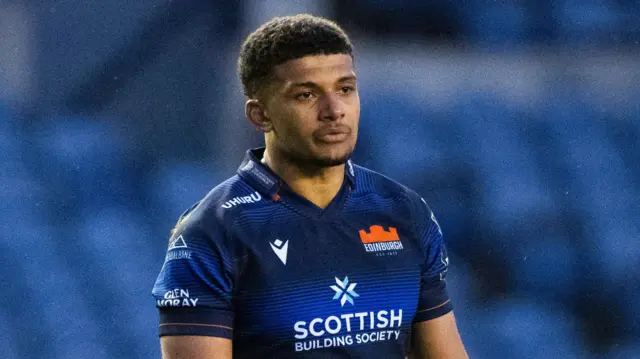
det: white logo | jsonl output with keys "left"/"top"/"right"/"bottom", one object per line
{"left": 221, "top": 191, "right": 263, "bottom": 209}
{"left": 292, "top": 275, "right": 404, "bottom": 352}
{"left": 168, "top": 235, "right": 187, "bottom": 251}
{"left": 156, "top": 288, "right": 199, "bottom": 307}
{"left": 270, "top": 239, "right": 289, "bottom": 265}
{"left": 330, "top": 276, "right": 360, "bottom": 307}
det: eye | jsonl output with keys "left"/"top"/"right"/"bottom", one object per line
{"left": 340, "top": 86, "right": 355, "bottom": 94}
{"left": 296, "top": 91, "right": 314, "bottom": 100}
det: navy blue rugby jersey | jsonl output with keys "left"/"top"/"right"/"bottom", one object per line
{"left": 152, "top": 148, "right": 452, "bottom": 359}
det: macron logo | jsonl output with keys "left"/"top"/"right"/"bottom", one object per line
{"left": 270, "top": 239, "right": 289, "bottom": 265}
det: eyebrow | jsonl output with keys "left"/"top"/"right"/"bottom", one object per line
{"left": 336, "top": 74, "right": 357, "bottom": 83}
{"left": 287, "top": 75, "right": 357, "bottom": 91}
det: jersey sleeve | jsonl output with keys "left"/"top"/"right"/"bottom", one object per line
{"left": 152, "top": 209, "right": 237, "bottom": 339}
{"left": 409, "top": 194, "right": 453, "bottom": 323}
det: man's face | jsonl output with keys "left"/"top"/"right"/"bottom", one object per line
{"left": 263, "top": 54, "right": 360, "bottom": 167}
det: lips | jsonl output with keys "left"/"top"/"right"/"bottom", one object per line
{"left": 314, "top": 126, "right": 351, "bottom": 143}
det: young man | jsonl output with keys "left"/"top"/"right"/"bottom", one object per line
{"left": 153, "top": 14, "right": 468, "bottom": 359}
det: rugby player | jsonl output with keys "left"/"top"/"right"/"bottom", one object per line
{"left": 153, "top": 14, "right": 468, "bottom": 359}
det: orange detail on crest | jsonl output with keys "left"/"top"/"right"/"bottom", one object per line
{"left": 359, "top": 225, "right": 400, "bottom": 243}
{"left": 272, "top": 194, "right": 280, "bottom": 201}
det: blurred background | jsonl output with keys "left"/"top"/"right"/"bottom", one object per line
{"left": 1, "top": 0, "right": 638, "bottom": 358}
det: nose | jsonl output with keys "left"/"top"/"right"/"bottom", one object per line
{"left": 319, "top": 93, "right": 345, "bottom": 121}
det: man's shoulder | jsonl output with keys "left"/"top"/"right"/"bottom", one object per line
{"left": 352, "top": 164, "right": 423, "bottom": 203}
{"left": 172, "top": 174, "right": 268, "bottom": 232}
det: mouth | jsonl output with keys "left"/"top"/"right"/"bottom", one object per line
{"left": 314, "top": 126, "right": 351, "bottom": 143}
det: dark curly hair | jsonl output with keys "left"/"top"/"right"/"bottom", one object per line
{"left": 238, "top": 14, "right": 354, "bottom": 98}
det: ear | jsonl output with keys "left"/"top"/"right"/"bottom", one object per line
{"left": 245, "top": 99, "right": 272, "bottom": 133}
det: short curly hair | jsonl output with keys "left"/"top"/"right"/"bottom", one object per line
{"left": 238, "top": 14, "right": 354, "bottom": 98}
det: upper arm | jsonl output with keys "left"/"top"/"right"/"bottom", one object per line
{"left": 410, "top": 194, "right": 453, "bottom": 322}
{"left": 161, "top": 336, "right": 232, "bottom": 359}
{"left": 152, "top": 212, "right": 239, "bottom": 353}
{"left": 410, "top": 312, "right": 468, "bottom": 359}
{"left": 407, "top": 194, "right": 467, "bottom": 358}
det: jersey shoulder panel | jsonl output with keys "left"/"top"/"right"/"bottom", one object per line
{"left": 355, "top": 164, "right": 437, "bottom": 215}
{"left": 170, "top": 174, "right": 270, "bottom": 252}
{"left": 350, "top": 164, "right": 424, "bottom": 237}
{"left": 185, "top": 174, "right": 268, "bottom": 223}
{"left": 351, "top": 164, "right": 415, "bottom": 200}
{"left": 353, "top": 164, "right": 433, "bottom": 208}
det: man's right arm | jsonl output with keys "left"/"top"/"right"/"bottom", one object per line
{"left": 161, "top": 336, "right": 232, "bottom": 359}
{"left": 152, "top": 211, "right": 237, "bottom": 358}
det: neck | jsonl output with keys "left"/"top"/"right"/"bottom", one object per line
{"left": 262, "top": 148, "right": 345, "bottom": 209}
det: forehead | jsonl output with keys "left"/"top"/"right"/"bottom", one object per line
{"left": 272, "top": 54, "right": 355, "bottom": 85}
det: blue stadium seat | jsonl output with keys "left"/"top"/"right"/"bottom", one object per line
{"left": 547, "top": 113, "right": 638, "bottom": 286}
{"left": 466, "top": 299, "right": 588, "bottom": 359}
{"left": 0, "top": 103, "right": 27, "bottom": 183}
{"left": 567, "top": 129, "right": 627, "bottom": 207}
{"left": 460, "top": 2, "right": 531, "bottom": 47}
{"left": 146, "top": 161, "right": 224, "bottom": 220}
{"left": 366, "top": 0, "right": 437, "bottom": 10}
{"left": 0, "top": 101, "right": 16, "bottom": 127}
{"left": 0, "top": 167, "right": 51, "bottom": 230}
{"left": 0, "top": 312, "right": 20, "bottom": 358}
{"left": 357, "top": 91, "right": 446, "bottom": 184}
{"left": 445, "top": 255, "right": 475, "bottom": 310}
{"left": 623, "top": 280, "right": 640, "bottom": 339}
{"left": 543, "top": 95, "right": 626, "bottom": 210}
{"left": 598, "top": 342, "right": 640, "bottom": 359}
{"left": 555, "top": 0, "right": 621, "bottom": 44}
{"left": 455, "top": 95, "right": 556, "bottom": 225}
{"left": 510, "top": 235, "right": 579, "bottom": 300}
{"left": 590, "top": 219, "right": 640, "bottom": 285}
{"left": 37, "top": 117, "right": 133, "bottom": 207}
{"left": 618, "top": 2, "right": 640, "bottom": 41}
{"left": 0, "top": 125, "right": 22, "bottom": 162}
{"left": 4, "top": 221, "right": 108, "bottom": 359}
{"left": 73, "top": 205, "right": 161, "bottom": 357}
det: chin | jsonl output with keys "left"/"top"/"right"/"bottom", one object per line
{"left": 309, "top": 149, "right": 353, "bottom": 167}
{"left": 284, "top": 142, "right": 355, "bottom": 168}
{"left": 312, "top": 156, "right": 349, "bottom": 167}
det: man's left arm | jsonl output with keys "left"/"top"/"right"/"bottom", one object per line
{"left": 408, "top": 194, "right": 468, "bottom": 359}
{"left": 410, "top": 312, "right": 468, "bottom": 359}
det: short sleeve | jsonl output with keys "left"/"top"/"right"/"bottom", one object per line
{"left": 152, "top": 212, "right": 236, "bottom": 339}
{"left": 410, "top": 195, "right": 453, "bottom": 323}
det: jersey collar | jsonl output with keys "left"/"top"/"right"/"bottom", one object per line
{"left": 237, "top": 147, "right": 356, "bottom": 200}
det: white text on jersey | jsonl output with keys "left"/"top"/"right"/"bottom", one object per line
{"left": 221, "top": 191, "right": 262, "bottom": 209}
{"left": 294, "top": 309, "right": 403, "bottom": 339}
